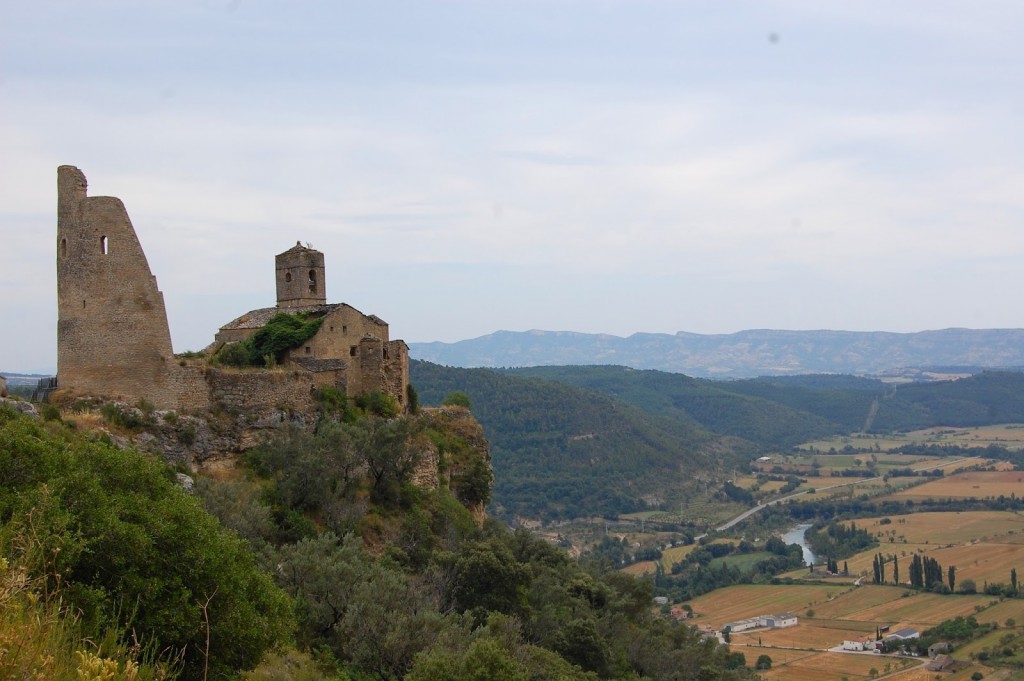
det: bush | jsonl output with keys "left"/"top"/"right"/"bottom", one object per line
{"left": 249, "top": 313, "right": 323, "bottom": 364}
{"left": 355, "top": 391, "right": 399, "bottom": 418}
{"left": 214, "top": 341, "right": 251, "bottom": 368}
{"left": 443, "top": 391, "right": 472, "bottom": 409}
{"left": 0, "top": 407, "right": 295, "bottom": 678}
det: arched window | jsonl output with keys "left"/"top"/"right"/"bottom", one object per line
{"left": 285, "top": 272, "right": 292, "bottom": 283}
{"left": 100, "top": 235, "right": 108, "bottom": 255}
{"left": 308, "top": 269, "right": 317, "bottom": 293}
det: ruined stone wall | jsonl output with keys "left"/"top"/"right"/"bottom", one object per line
{"left": 56, "top": 166, "right": 176, "bottom": 408}
{"left": 165, "top": 365, "right": 212, "bottom": 412}
{"left": 205, "top": 368, "right": 318, "bottom": 416}
{"left": 384, "top": 340, "right": 410, "bottom": 407}
{"left": 354, "top": 337, "right": 385, "bottom": 396}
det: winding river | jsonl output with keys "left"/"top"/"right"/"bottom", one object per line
{"left": 781, "top": 523, "right": 817, "bottom": 566}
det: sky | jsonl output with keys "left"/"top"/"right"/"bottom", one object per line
{"left": 2, "top": 1, "right": 1024, "bottom": 373}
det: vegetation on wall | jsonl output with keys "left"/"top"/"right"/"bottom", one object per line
{"left": 214, "top": 312, "right": 324, "bottom": 367}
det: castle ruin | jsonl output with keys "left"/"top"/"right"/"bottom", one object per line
{"left": 55, "top": 166, "right": 409, "bottom": 414}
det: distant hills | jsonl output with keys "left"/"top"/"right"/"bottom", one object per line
{"left": 411, "top": 360, "right": 1024, "bottom": 521}
{"left": 409, "top": 328, "right": 1024, "bottom": 378}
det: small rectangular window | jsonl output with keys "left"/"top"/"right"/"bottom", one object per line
{"left": 305, "top": 346, "right": 311, "bottom": 354}
{"left": 350, "top": 346, "right": 357, "bottom": 357}
{"left": 342, "top": 325, "right": 348, "bottom": 334}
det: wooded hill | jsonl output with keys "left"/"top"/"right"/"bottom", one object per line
{"left": 411, "top": 361, "right": 1024, "bottom": 521}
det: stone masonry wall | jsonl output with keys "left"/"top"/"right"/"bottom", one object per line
{"left": 56, "top": 166, "right": 176, "bottom": 409}
{"left": 206, "top": 368, "right": 319, "bottom": 416}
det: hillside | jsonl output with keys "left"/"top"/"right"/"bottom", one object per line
{"left": 0, "top": 398, "right": 758, "bottom": 681}
{"left": 411, "top": 361, "right": 755, "bottom": 521}
{"left": 409, "top": 328, "right": 1024, "bottom": 377}
{"left": 411, "top": 362, "right": 1024, "bottom": 521}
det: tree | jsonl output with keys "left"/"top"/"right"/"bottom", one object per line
{"left": 893, "top": 555, "right": 899, "bottom": 584}
{"left": 948, "top": 565, "right": 956, "bottom": 593}
{"left": 959, "top": 578, "right": 977, "bottom": 594}
{"left": 1011, "top": 567, "right": 1018, "bottom": 594}
{"left": 756, "top": 654, "right": 773, "bottom": 669}
{"left": 442, "top": 391, "right": 472, "bottom": 409}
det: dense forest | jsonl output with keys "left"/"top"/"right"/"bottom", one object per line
{"left": 0, "top": 402, "right": 757, "bottom": 680}
{"left": 412, "top": 362, "right": 1024, "bottom": 520}
{"left": 410, "top": 362, "right": 751, "bottom": 521}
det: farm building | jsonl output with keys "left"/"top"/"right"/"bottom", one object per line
{"left": 724, "top": 618, "right": 760, "bottom": 633}
{"left": 926, "top": 654, "right": 956, "bottom": 672}
{"left": 883, "top": 628, "right": 920, "bottom": 643}
{"left": 725, "top": 613, "right": 798, "bottom": 634}
{"left": 928, "top": 641, "right": 951, "bottom": 657}
{"left": 760, "top": 612, "right": 798, "bottom": 628}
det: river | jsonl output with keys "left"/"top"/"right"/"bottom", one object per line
{"left": 781, "top": 523, "right": 817, "bottom": 566}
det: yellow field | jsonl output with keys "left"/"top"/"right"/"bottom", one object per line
{"left": 846, "top": 590, "right": 992, "bottom": 627}
{"left": 762, "top": 651, "right": 915, "bottom": 681}
{"left": 922, "top": 541, "right": 1024, "bottom": 586}
{"left": 620, "top": 560, "right": 656, "bottom": 576}
{"left": 727, "top": 645, "right": 817, "bottom": 666}
{"left": 882, "top": 470, "right": 1024, "bottom": 501}
{"left": 686, "top": 584, "right": 851, "bottom": 628}
{"left": 972, "top": 598, "right": 1024, "bottom": 627}
{"left": 848, "top": 511, "right": 1024, "bottom": 545}
{"left": 733, "top": 621, "right": 873, "bottom": 649}
{"left": 659, "top": 543, "right": 699, "bottom": 571}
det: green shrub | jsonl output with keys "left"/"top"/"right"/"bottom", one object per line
{"left": 214, "top": 341, "right": 251, "bottom": 368}
{"left": 249, "top": 313, "right": 323, "bottom": 364}
{"left": 0, "top": 407, "right": 294, "bottom": 678}
{"left": 442, "top": 391, "right": 471, "bottom": 410}
{"left": 355, "top": 391, "right": 400, "bottom": 418}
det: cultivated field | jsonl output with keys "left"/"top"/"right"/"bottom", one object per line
{"left": 849, "top": 511, "right": 1024, "bottom": 545}
{"left": 799, "top": 424, "right": 1024, "bottom": 453}
{"left": 881, "top": 470, "right": 1024, "bottom": 501}
{"left": 760, "top": 650, "right": 915, "bottom": 681}
{"left": 686, "top": 584, "right": 851, "bottom": 629}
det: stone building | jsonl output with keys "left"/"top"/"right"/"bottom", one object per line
{"left": 54, "top": 166, "right": 409, "bottom": 413}
{"left": 215, "top": 242, "right": 409, "bottom": 404}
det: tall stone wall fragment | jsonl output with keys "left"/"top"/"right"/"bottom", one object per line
{"left": 56, "top": 166, "right": 176, "bottom": 408}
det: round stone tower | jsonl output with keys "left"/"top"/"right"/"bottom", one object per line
{"left": 276, "top": 242, "right": 327, "bottom": 308}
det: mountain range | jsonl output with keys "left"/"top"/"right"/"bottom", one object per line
{"left": 409, "top": 328, "right": 1024, "bottom": 378}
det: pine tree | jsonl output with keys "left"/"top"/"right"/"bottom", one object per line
{"left": 893, "top": 556, "right": 899, "bottom": 584}
{"left": 948, "top": 565, "right": 956, "bottom": 593}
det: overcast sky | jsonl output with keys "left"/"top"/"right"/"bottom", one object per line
{"left": 3, "top": 1, "right": 1023, "bottom": 373}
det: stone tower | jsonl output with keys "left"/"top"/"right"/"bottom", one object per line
{"left": 56, "top": 165, "right": 175, "bottom": 406}
{"left": 276, "top": 242, "right": 326, "bottom": 308}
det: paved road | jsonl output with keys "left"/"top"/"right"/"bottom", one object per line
{"left": 710, "top": 456, "right": 980, "bottom": 534}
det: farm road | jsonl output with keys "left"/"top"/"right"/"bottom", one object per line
{"left": 710, "top": 456, "right": 981, "bottom": 535}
